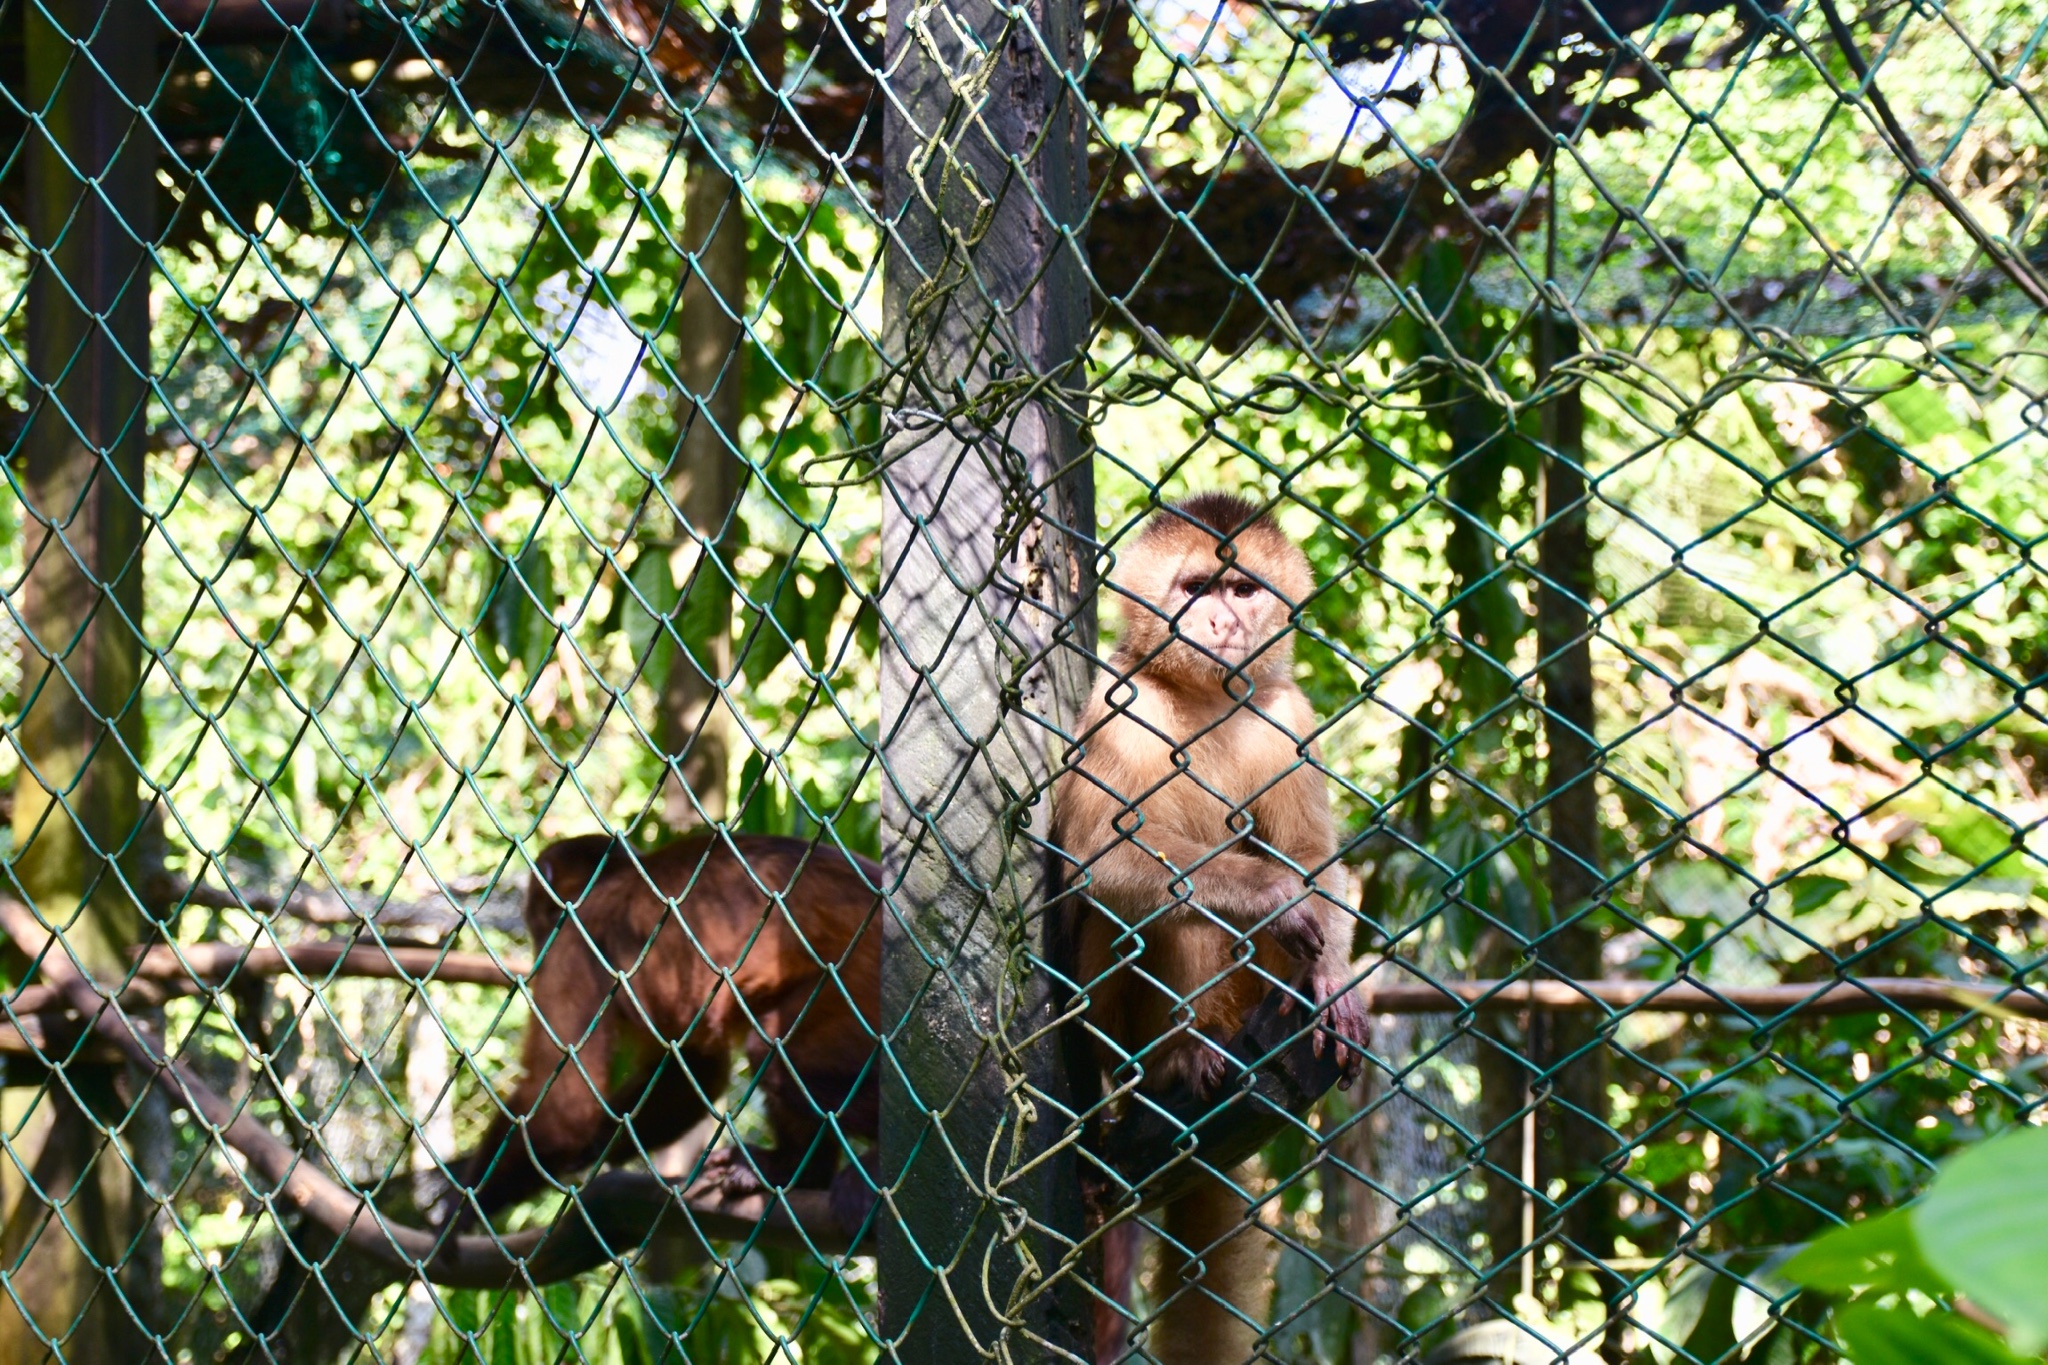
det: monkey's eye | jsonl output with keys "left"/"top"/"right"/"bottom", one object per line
{"left": 1229, "top": 581, "right": 1259, "bottom": 600}
{"left": 1180, "top": 577, "right": 1210, "bottom": 598}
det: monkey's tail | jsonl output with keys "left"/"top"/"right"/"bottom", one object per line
{"left": 1143, "top": 1164, "right": 1272, "bottom": 1365}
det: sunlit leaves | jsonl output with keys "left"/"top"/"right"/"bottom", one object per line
{"left": 1913, "top": 1127, "right": 2048, "bottom": 1354}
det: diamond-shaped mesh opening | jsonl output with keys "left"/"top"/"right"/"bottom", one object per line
{"left": 0, "top": 0, "right": 2044, "bottom": 1359}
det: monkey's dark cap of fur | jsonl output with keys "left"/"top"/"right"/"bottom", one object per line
{"left": 1143, "top": 493, "right": 1276, "bottom": 542}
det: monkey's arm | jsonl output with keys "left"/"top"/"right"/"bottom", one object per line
{"left": 1245, "top": 708, "right": 1369, "bottom": 1083}
{"left": 1241, "top": 691, "right": 1343, "bottom": 892}
{"left": 1055, "top": 766, "right": 1298, "bottom": 923}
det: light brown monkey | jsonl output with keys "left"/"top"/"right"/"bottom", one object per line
{"left": 446, "top": 832, "right": 881, "bottom": 1228}
{"left": 1052, "top": 493, "right": 1365, "bottom": 1364}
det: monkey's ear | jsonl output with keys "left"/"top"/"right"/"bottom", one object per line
{"left": 533, "top": 835, "right": 632, "bottom": 909}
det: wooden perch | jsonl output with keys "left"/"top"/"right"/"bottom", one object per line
{"left": 7, "top": 931, "right": 2036, "bottom": 1024}
{"left": 2, "top": 940, "right": 521, "bottom": 1016}
{"left": 1077, "top": 968, "right": 2045, "bottom": 1228}
{"left": 0, "top": 895, "right": 865, "bottom": 1287}
{"left": 159, "top": 872, "right": 474, "bottom": 929}
{"left": 1087, "top": 983, "right": 1345, "bottom": 1216}
{"left": 1, "top": 897, "right": 2034, "bottom": 1286}
{"left": 1362, "top": 975, "right": 2048, "bottom": 1020}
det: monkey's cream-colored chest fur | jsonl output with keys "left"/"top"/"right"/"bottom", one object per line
{"left": 1104, "top": 679, "right": 1313, "bottom": 855}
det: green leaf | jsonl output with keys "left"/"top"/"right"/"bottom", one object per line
{"left": 446, "top": 1288, "right": 483, "bottom": 1335}
{"left": 854, "top": 593, "right": 879, "bottom": 658}
{"left": 622, "top": 546, "right": 681, "bottom": 680}
{"left": 1662, "top": 1260, "right": 1741, "bottom": 1362}
{"left": 801, "top": 566, "right": 849, "bottom": 671}
{"left": 1914, "top": 1126, "right": 2048, "bottom": 1353}
{"left": 1652, "top": 860, "right": 1752, "bottom": 926}
{"left": 479, "top": 538, "right": 557, "bottom": 681}
{"left": 1394, "top": 1278, "right": 1454, "bottom": 1339}
{"left": 615, "top": 1305, "right": 655, "bottom": 1365}
{"left": 1834, "top": 1303, "right": 2032, "bottom": 1365}
{"left": 1782, "top": 1209, "right": 1947, "bottom": 1295}
{"left": 1864, "top": 361, "right": 1968, "bottom": 444}
{"left": 485, "top": 1299, "right": 520, "bottom": 1365}
{"left": 737, "top": 555, "right": 801, "bottom": 686}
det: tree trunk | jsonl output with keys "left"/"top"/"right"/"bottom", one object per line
{"left": 1532, "top": 311, "right": 1616, "bottom": 1340}
{"left": 2, "top": 0, "right": 157, "bottom": 1356}
{"left": 876, "top": 0, "right": 1094, "bottom": 1351}
{"left": 658, "top": 147, "right": 749, "bottom": 830}
{"left": 1407, "top": 242, "right": 1533, "bottom": 1295}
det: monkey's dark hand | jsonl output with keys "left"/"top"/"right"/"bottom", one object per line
{"left": 423, "top": 1171, "right": 470, "bottom": 1236}
{"left": 1161, "top": 1034, "right": 1233, "bottom": 1099}
{"left": 1265, "top": 904, "right": 1326, "bottom": 962}
{"left": 1311, "top": 976, "right": 1369, "bottom": 1089}
{"left": 696, "top": 1144, "right": 768, "bottom": 1198}
{"left": 828, "top": 1153, "right": 880, "bottom": 1234}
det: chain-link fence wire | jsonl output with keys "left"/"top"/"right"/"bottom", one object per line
{"left": 0, "top": 0, "right": 2044, "bottom": 1359}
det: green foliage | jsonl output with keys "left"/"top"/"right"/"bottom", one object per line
{"left": 411, "top": 1257, "right": 877, "bottom": 1365}
{"left": 1833, "top": 1305, "right": 2030, "bottom": 1365}
{"left": 1911, "top": 1128, "right": 2048, "bottom": 1353}
{"left": 1784, "top": 1127, "right": 2048, "bottom": 1361}
{"left": 1781, "top": 1212, "right": 1938, "bottom": 1297}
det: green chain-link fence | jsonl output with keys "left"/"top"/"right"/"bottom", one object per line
{"left": 0, "top": 0, "right": 2044, "bottom": 1358}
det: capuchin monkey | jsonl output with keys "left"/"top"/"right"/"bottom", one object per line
{"left": 442, "top": 832, "right": 881, "bottom": 1232}
{"left": 1052, "top": 493, "right": 1366, "bottom": 1364}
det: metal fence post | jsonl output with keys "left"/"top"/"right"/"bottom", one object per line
{"left": 3, "top": 0, "right": 159, "bottom": 1356}
{"left": 877, "top": 0, "right": 1093, "bottom": 1351}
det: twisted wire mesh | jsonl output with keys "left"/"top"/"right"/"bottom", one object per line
{"left": 0, "top": 0, "right": 2041, "bottom": 1359}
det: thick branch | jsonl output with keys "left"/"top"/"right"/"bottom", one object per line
{"left": 5, "top": 940, "right": 516, "bottom": 1015}
{"left": 11, "top": 923, "right": 2031, "bottom": 1025}
{"left": 136, "top": 940, "right": 522, "bottom": 988}
{"left": 11, "top": 930, "right": 2033, "bottom": 1024}
{"left": 157, "top": 872, "right": 475, "bottom": 929}
{"left": 1315, "top": 0, "right": 1740, "bottom": 68}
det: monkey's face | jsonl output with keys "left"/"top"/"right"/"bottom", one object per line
{"left": 1165, "top": 563, "right": 1279, "bottom": 667}
{"left": 1123, "top": 541, "right": 1295, "bottom": 684}
{"left": 1111, "top": 502, "right": 1315, "bottom": 691}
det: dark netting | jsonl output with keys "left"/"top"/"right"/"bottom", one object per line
{"left": 0, "top": 0, "right": 2043, "bottom": 1360}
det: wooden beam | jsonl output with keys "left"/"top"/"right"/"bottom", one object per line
{"left": 13, "top": 938, "right": 2041, "bottom": 1026}
{"left": 1363, "top": 976, "right": 2048, "bottom": 1020}
{"left": 134, "top": 941, "right": 523, "bottom": 988}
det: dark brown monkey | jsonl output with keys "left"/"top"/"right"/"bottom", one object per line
{"left": 1052, "top": 493, "right": 1365, "bottom": 1364}
{"left": 446, "top": 832, "right": 881, "bottom": 1227}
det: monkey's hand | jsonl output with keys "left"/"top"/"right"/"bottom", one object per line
{"left": 425, "top": 1175, "right": 471, "bottom": 1238}
{"left": 696, "top": 1144, "right": 768, "bottom": 1198}
{"left": 1311, "top": 977, "right": 1369, "bottom": 1089}
{"left": 1264, "top": 904, "right": 1326, "bottom": 962}
{"left": 828, "top": 1152, "right": 880, "bottom": 1233}
{"left": 1158, "top": 1033, "right": 1234, "bottom": 1099}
